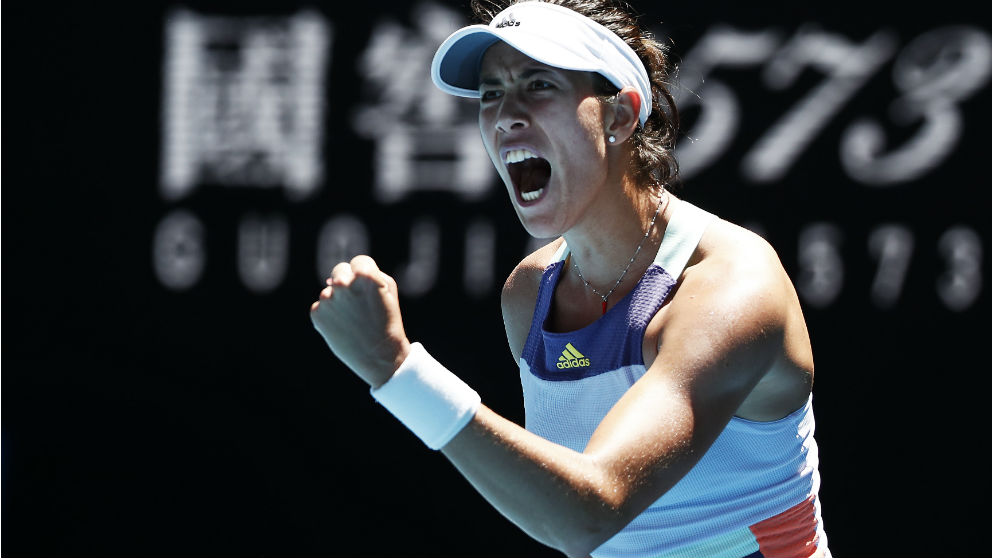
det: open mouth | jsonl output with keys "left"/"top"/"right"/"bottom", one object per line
{"left": 505, "top": 148, "right": 551, "bottom": 203}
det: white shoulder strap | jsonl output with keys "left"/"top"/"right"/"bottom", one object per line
{"left": 653, "top": 199, "right": 714, "bottom": 278}
{"left": 550, "top": 238, "right": 569, "bottom": 265}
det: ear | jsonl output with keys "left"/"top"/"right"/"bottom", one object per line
{"left": 604, "top": 86, "right": 641, "bottom": 145}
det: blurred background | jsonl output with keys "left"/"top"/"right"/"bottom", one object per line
{"left": 4, "top": 0, "right": 989, "bottom": 555}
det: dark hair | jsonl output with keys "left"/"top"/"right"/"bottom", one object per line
{"left": 471, "top": 0, "right": 681, "bottom": 190}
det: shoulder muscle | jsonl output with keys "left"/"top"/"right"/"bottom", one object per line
{"left": 501, "top": 238, "right": 563, "bottom": 362}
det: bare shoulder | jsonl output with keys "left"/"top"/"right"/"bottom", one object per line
{"left": 501, "top": 237, "right": 564, "bottom": 362}
{"left": 693, "top": 218, "right": 794, "bottom": 298}
{"left": 663, "top": 217, "right": 788, "bottom": 320}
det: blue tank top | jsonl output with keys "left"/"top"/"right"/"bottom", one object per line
{"left": 519, "top": 200, "right": 829, "bottom": 558}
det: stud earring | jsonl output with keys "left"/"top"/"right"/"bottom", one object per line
{"left": 608, "top": 135, "right": 616, "bottom": 144}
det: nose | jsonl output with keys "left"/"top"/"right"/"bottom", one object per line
{"left": 495, "top": 94, "right": 529, "bottom": 134}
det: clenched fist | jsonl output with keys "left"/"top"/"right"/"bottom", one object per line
{"left": 310, "top": 255, "right": 411, "bottom": 389}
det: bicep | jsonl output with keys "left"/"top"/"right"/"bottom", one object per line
{"left": 582, "top": 281, "right": 784, "bottom": 515}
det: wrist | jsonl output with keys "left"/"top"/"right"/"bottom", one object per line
{"left": 371, "top": 342, "right": 481, "bottom": 450}
{"left": 384, "top": 339, "right": 412, "bottom": 387}
{"left": 361, "top": 338, "right": 412, "bottom": 390}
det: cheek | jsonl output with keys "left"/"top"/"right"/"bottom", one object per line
{"left": 478, "top": 112, "right": 500, "bottom": 165}
{"left": 576, "top": 97, "right": 606, "bottom": 143}
{"left": 554, "top": 101, "right": 607, "bottom": 173}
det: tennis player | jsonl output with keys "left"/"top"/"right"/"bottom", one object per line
{"left": 311, "top": 1, "right": 829, "bottom": 556}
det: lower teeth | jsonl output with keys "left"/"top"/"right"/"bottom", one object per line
{"left": 521, "top": 188, "right": 543, "bottom": 201}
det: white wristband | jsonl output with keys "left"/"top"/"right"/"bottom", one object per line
{"left": 370, "top": 342, "right": 481, "bottom": 450}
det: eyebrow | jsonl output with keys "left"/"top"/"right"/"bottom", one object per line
{"left": 479, "top": 67, "right": 554, "bottom": 87}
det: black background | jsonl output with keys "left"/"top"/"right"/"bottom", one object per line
{"left": 4, "top": 0, "right": 990, "bottom": 556}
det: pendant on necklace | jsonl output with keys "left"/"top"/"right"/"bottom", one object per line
{"left": 602, "top": 300, "right": 607, "bottom": 315}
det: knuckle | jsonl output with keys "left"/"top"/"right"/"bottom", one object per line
{"left": 330, "top": 262, "right": 355, "bottom": 286}
{"left": 351, "top": 258, "right": 386, "bottom": 287}
{"left": 350, "top": 254, "right": 375, "bottom": 266}
{"left": 350, "top": 254, "right": 379, "bottom": 275}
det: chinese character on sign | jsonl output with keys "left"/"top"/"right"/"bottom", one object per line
{"left": 160, "top": 9, "right": 330, "bottom": 201}
{"left": 351, "top": 1, "right": 494, "bottom": 203}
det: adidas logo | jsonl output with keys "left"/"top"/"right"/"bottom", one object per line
{"left": 557, "top": 343, "right": 591, "bottom": 369}
{"left": 495, "top": 14, "right": 521, "bottom": 28}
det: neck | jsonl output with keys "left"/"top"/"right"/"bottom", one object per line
{"left": 563, "top": 184, "right": 670, "bottom": 293}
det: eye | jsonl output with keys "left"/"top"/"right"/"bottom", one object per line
{"left": 528, "top": 80, "right": 554, "bottom": 91}
{"left": 480, "top": 89, "right": 503, "bottom": 102}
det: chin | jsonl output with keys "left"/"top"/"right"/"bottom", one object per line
{"left": 516, "top": 211, "right": 566, "bottom": 241}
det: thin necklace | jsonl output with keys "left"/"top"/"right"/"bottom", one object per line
{"left": 572, "top": 192, "right": 665, "bottom": 315}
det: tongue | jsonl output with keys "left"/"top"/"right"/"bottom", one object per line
{"left": 517, "top": 158, "right": 551, "bottom": 194}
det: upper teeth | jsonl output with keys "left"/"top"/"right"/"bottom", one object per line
{"left": 505, "top": 148, "right": 538, "bottom": 164}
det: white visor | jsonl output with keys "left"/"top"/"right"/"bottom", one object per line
{"left": 430, "top": 2, "right": 652, "bottom": 127}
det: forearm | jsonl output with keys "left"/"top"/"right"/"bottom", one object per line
{"left": 364, "top": 340, "right": 633, "bottom": 554}
{"left": 441, "top": 405, "right": 626, "bottom": 557}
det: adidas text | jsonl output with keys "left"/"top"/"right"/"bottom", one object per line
{"left": 557, "top": 358, "right": 591, "bottom": 369}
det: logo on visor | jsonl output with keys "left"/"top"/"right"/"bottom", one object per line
{"left": 495, "top": 14, "right": 521, "bottom": 28}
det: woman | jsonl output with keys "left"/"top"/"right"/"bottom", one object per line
{"left": 310, "top": 1, "right": 829, "bottom": 556}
